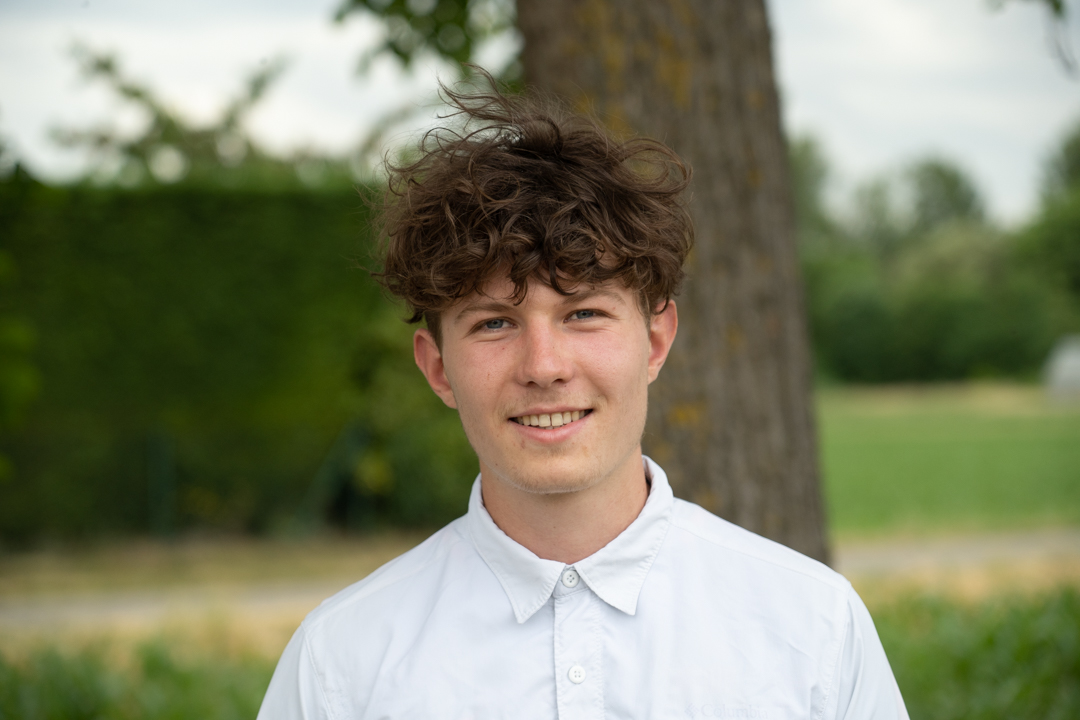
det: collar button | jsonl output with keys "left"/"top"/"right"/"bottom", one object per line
{"left": 561, "top": 568, "right": 580, "bottom": 588}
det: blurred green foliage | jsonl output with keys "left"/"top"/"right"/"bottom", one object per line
{"left": 0, "top": 183, "right": 41, "bottom": 485}
{"left": 334, "top": 0, "right": 513, "bottom": 68}
{"left": 1042, "top": 118, "right": 1080, "bottom": 200}
{"left": 1020, "top": 118, "right": 1080, "bottom": 307}
{"left": 1, "top": 589, "right": 1076, "bottom": 718}
{"left": 0, "top": 179, "right": 475, "bottom": 545}
{"left": 1020, "top": 189, "right": 1080, "bottom": 307}
{"left": 333, "top": 0, "right": 516, "bottom": 74}
{"left": 878, "top": 588, "right": 1080, "bottom": 720}
{"left": 793, "top": 135, "right": 1080, "bottom": 383}
{"left": 0, "top": 640, "right": 274, "bottom": 720}
{"left": 907, "top": 159, "right": 985, "bottom": 237}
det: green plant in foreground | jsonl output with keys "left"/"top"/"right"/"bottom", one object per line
{"left": 877, "top": 588, "right": 1080, "bottom": 720}
{"left": 0, "top": 640, "right": 273, "bottom": 720}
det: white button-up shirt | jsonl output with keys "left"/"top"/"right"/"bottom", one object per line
{"left": 259, "top": 458, "right": 908, "bottom": 720}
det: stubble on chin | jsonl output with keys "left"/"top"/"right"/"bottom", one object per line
{"left": 482, "top": 437, "right": 642, "bottom": 498}
{"left": 495, "top": 466, "right": 600, "bottom": 496}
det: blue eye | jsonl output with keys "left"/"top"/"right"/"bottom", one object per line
{"left": 572, "top": 310, "right": 596, "bottom": 320}
{"left": 483, "top": 318, "right": 507, "bottom": 330}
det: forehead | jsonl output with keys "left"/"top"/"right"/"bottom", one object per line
{"left": 449, "top": 276, "right": 636, "bottom": 320}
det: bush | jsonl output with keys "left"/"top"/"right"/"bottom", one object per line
{"left": 1018, "top": 187, "right": 1080, "bottom": 306}
{"left": 805, "top": 221, "right": 1070, "bottom": 382}
{"left": 790, "top": 142, "right": 1078, "bottom": 384}
{"left": 0, "top": 641, "right": 274, "bottom": 720}
{"left": 877, "top": 588, "right": 1080, "bottom": 720}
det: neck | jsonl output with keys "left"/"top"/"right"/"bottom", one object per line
{"left": 479, "top": 450, "right": 650, "bottom": 565}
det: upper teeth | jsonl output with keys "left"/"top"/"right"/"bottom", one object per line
{"left": 515, "top": 410, "right": 586, "bottom": 427}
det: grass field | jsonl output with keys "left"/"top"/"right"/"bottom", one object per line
{"left": 819, "top": 383, "right": 1080, "bottom": 538}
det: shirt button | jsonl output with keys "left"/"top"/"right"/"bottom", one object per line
{"left": 568, "top": 664, "right": 586, "bottom": 684}
{"left": 561, "top": 569, "right": 580, "bottom": 588}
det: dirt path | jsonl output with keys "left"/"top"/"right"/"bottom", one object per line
{"left": 2, "top": 528, "right": 1078, "bottom": 656}
{"left": 835, "top": 527, "right": 1080, "bottom": 604}
{"left": 835, "top": 527, "right": 1080, "bottom": 575}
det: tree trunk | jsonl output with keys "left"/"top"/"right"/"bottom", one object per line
{"left": 517, "top": 0, "right": 829, "bottom": 563}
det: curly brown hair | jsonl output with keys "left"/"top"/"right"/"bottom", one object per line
{"left": 374, "top": 72, "right": 694, "bottom": 345}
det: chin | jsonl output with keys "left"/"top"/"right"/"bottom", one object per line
{"left": 514, "top": 474, "right": 598, "bottom": 496}
{"left": 490, "top": 458, "right": 603, "bottom": 496}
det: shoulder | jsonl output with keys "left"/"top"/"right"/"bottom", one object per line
{"left": 660, "top": 502, "right": 907, "bottom": 720}
{"left": 260, "top": 518, "right": 487, "bottom": 718}
{"left": 258, "top": 519, "right": 477, "bottom": 720}
{"left": 661, "top": 501, "right": 868, "bottom": 711}
{"left": 664, "top": 498, "right": 853, "bottom": 628}
{"left": 669, "top": 500, "right": 846, "bottom": 587}
{"left": 301, "top": 517, "right": 473, "bottom": 636}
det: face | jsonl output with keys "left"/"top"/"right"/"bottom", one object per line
{"left": 413, "top": 276, "right": 677, "bottom": 496}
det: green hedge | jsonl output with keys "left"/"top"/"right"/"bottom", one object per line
{"left": 0, "top": 180, "right": 475, "bottom": 544}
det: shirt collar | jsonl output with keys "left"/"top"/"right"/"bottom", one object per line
{"left": 466, "top": 456, "right": 673, "bottom": 624}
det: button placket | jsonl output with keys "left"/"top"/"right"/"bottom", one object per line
{"left": 552, "top": 571, "right": 603, "bottom": 720}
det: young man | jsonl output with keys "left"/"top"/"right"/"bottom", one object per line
{"left": 259, "top": 81, "right": 909, "bottom": 719}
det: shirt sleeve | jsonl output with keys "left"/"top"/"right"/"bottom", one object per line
{"left": 257, "top": 624, "right": 333, "bottom": 720}
{"left": 826, "top": 586, "right": 910, "bottom": 720}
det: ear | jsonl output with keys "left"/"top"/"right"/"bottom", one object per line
{"left": 647, "top": 300, "right": 678, "bottom": 383}
{"left": 413, "top": 328, "right": 458, "bottom": 409}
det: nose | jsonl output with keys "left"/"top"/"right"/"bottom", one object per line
{"left": 518, "top": 320, "right": 573, "bottom": 388}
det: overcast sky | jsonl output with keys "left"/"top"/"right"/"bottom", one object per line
{"left": 1, "top": 0, "right": 1078, "bottom": 224}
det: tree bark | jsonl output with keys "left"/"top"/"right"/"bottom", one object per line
{"left": 517, "top": 0, "right": 829, "bottom": 563}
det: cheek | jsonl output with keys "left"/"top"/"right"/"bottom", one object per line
{"left": 580, "top": 334, "right": 652, "bottom": 395}
{"left": 444, "top": 346, "right": 510, "bottom": 418}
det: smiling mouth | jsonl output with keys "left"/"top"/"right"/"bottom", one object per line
{"left": 511, "top": 409, "right": 592, "bottom": 428}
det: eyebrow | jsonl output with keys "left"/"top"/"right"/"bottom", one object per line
{"left": 452, "top": 287, "right": 628, "bottom": 325}
{"left": 453, "top": 299, "right": 518, "bottom": 324}
{"left": 562, "top": 287, "right": 628, "bottom": 309}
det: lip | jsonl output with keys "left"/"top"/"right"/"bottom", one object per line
{"left": 510, "top": 407, "right": 590, "bottom": 418}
